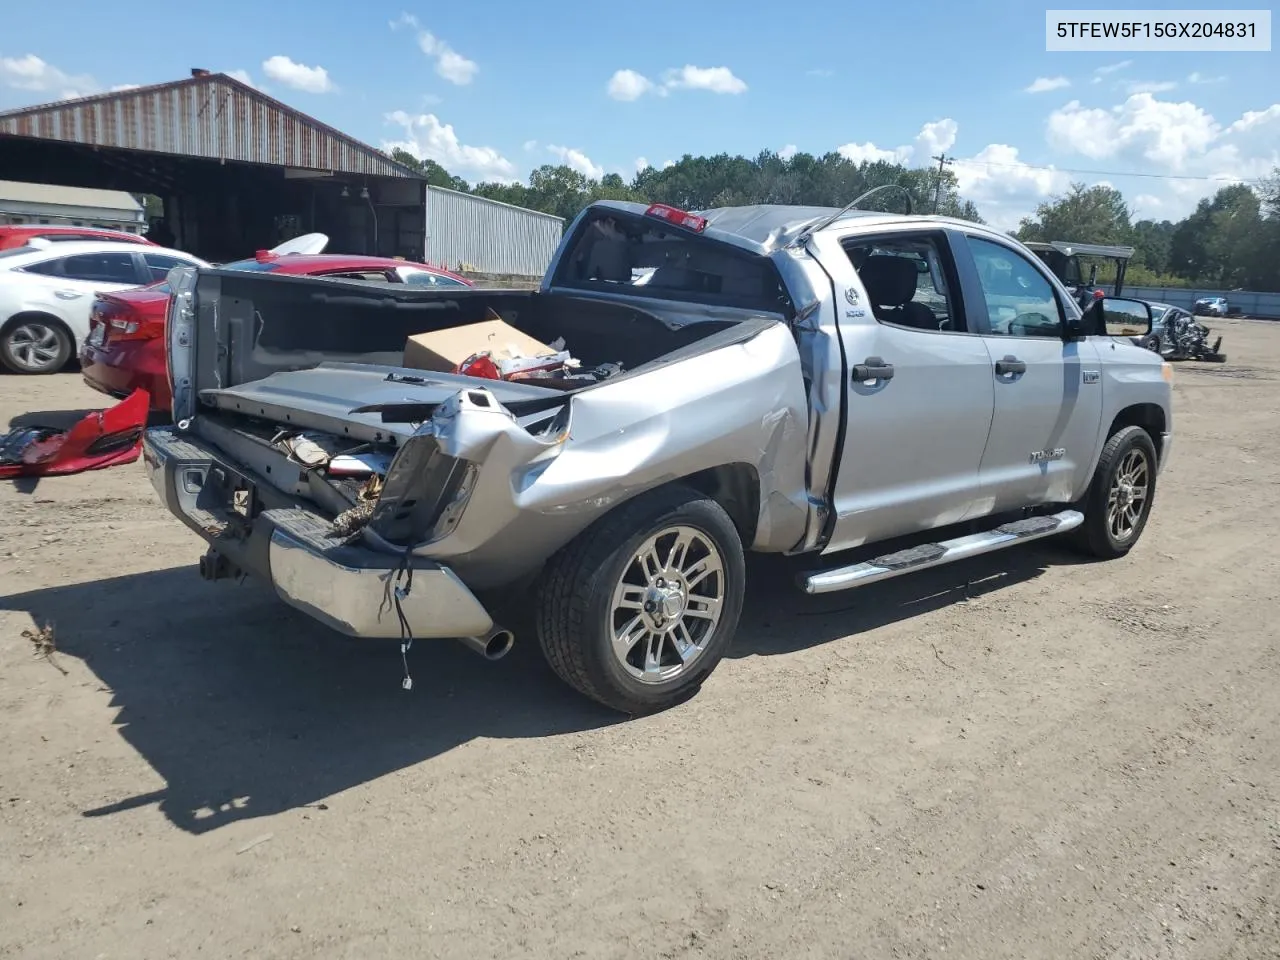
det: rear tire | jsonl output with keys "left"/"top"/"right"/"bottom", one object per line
{"left": 1070, "top": 425, "right": 1159, "bottom": 559}
{"left": 535, "top": 484, "right": 746, "bottom": 715}
{"left": 0, "top": 316, "right": 72, "bottom": 374}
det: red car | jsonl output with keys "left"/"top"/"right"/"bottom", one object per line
{"left": 0, "top": 224, "right": 157, "bottom": 251}
{"left": 80, "top": 252, "right": 473, "bottom": 412}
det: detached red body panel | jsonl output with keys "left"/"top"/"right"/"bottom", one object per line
{"left": 0, "top": 389, "right": 150, "bottom": 479}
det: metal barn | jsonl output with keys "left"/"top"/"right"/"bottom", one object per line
{"left": 424, "top": 185, "right": 564, "bottom": 278}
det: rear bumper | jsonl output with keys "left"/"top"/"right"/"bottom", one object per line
{"left": 80, "top": 339, "right": 171, "bottom": 411}
{"left": 141, "top": 425, "right": 495, "bottom": 640}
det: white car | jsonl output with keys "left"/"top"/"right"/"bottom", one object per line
{"left": 0, "top": 240, "right": 209, "bottom": 374}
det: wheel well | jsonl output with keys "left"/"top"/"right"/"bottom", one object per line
{"left": 1108, "top": 403, "right": 1166, "bottom": 459}
{"left": 1, "top": 310, "right": 73, "bottom": 341}
{"left": 679, "top": 463, "right": 760, "bottom": 546}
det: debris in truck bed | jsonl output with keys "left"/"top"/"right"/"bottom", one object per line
{"left": 402, "top": 310, "right": 558, "bottom": 374}
{"left": 327, "top": 473, "right": 384, "bottom": 540}
{"left": 328, "top": 451, "right": 393, "bottom": 477}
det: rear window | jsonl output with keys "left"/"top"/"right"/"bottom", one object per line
{"left": 548, "top": 208, "right": 793, "bottom": 314}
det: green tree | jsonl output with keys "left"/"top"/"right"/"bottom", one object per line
{"left": 1015, "top": 182, "right": 1132, "bottom": 244}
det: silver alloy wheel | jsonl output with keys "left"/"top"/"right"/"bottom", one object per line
{"left": 1107, "top": 447, "right": 1150, "bottom": 542}
{"left": 609, "top": 524, "right": 726, "bottom": 684}
{"left": 7, "top": 322, "right": 63, "bottom": 372}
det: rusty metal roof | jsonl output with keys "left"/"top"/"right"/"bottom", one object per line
{"left": 0, "top": 73, "right": 422, "bottom": 179}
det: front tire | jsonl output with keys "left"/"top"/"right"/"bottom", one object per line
{"left": 535, "top": 484, "right": 746, "bottom": 715}
{"left": 1070, "top": 426, "right": 1159, "bottom": 559}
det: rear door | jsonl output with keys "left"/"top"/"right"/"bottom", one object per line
{"left": 956, "top": 232, "right": 1104, "bottom": 510}
{"left": 17, "top": 250, "right": 146, "bottom": 343}
{"left": 809, "top": 226, "right": 996, "bottom": 552}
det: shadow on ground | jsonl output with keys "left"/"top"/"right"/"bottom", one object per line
{"left": 2, "top": 545, "right": 1067, "bottom": 835}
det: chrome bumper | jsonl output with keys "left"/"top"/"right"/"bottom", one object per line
{"left": 142, "top": 425, "right": 495, "bottom": 640}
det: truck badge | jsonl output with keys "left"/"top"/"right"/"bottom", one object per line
{"left": 1029, "top": 448, "right": 1066, "bottom": 464}
{"left": 845, "top": 287, "right": 860, "bottom": 306}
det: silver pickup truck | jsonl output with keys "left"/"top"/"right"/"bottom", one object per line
{"left": 143, "top": 199, "right": 1173, "bottom": 714}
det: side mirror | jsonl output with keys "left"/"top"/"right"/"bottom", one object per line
{"left": 1085, "top": 296, "right": 1152, "bottom": 338}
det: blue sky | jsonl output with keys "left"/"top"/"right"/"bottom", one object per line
{"left": 1, "top": 0, "right": 1276, "bottom": 227}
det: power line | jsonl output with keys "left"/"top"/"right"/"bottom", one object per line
{"left": 946, "top": 157, "right": 1267, "bottom": 183}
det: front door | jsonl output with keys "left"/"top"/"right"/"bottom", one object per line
{"left": 959, "top": 233, "right": 1104, "bottom": 510}
{"left": 810, "top": 228, "right": 996, "bottom": 553}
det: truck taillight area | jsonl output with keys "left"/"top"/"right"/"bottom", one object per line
{"left": 644, "top": 203, "right": 707, "bottom": 233}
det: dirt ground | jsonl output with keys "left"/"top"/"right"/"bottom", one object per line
{"left": 2, "top": 321, "right": 1279, "bottom": 960}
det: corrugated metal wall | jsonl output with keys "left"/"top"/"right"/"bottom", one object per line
{"left": 424, "top": 185, "right": 563, "bottom": 277}
{"left": 1122, "top": 285, "right": 1280, "bottom": 320}
{"left": 0, "top": 76, "right": 414, "bottom": 178}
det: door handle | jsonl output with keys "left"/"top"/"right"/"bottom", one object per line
{"left": 994, "top": 356, "right": 1027, "bottom": 376}
{"left": 54, "top": 289, "right": 84, "bottom": 300}
{"left": 852, "top": 356, "right": 894, "bottom": 382}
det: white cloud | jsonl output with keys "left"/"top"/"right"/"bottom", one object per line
{"left": 109, "top": 83, "right": 139, "bottom": 92}
{"left": 779, "top": 144, "right": 798, "bottom": 160}
{"left": 547, "top": 144, "right": 604, "bottom": 179}
{"left": 523, "top": 139, "right": 539, "bottom": 152}
{"left": 383, "top": 110, "right": 516, "bottom": 182}
{"left": 662, "top": 159, "right": 675, "bottom": 169}
{"left": 420, "top": 36, "right": 478, "bottom": 85}
{"left": 1092, "top": 59, "right": 1132, "bottom": 83}
{"left": 0, "top": 54, "right": 97, "bottom": 96}
{"left": 390, "top": 14, "right": 478, "bottom": 85}
{"left": 1188, "top": 71, "right": 1227, "bottom": 85}
{"left": 1041, "top": 92, "right": 1280, "bottom": 219}
{"left": 914, "top": 118, "right": 958, "bottom": 156}
{"left": 1026, "top": 76, "right": 1070, "bottom": 94}
{"left": 951, "top": 144, "right": 1069, "bottom": 230}
{"left": 607, "top": 69, "right": 654, "bottom": 101}
{"left": 835, "top": 118, "right": 958, "bottom": 167}
{"left": 1124, "top": 80, "right": 1178, "bottom": 95}
{"left": 660, "top": 65, "right": 747, "bottom": 95}
{"left": 262, "top": 55, "right": 334, "bottom": 93}
{"left": 635, "top": 156, "right": 650, "bottom": 172}
{"left": 1227, "top": 105, "right": 1280, "bottom": 134}
{"left": 608, "top": 64, "right": 747, "bottom": 100}
{"left": 1048, "top": 93, "right": 1220, "bottom": 168}
{"left": 225, "top": 69, "right": 256, "bottom": 88}
{"left": 837, "top": 140, "right": 911, "bottom": 165}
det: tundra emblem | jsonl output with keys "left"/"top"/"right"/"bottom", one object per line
{"left": 1082, "top": 370, "right": 1100, "bottom": 384}
{"left": 844, "top": 287, "right": 860, "bottom": 305}
{"left": 1029, "top": 448, "right": 1066, "bottom": 464}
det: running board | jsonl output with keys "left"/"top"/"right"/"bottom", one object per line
{"left": 800, "top": 510, "right": 1084, "bottom": 595}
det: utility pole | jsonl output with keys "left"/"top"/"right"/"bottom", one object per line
{"left": 931, "top": 154, "right": 953, "bottom": 214}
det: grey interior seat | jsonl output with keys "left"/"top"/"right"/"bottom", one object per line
{"left": 858, "top": 255, "right": 938, "bottom": 330}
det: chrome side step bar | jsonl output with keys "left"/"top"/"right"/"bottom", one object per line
{"left": 800, "top": 510, "right": 1084, "bottom": 595}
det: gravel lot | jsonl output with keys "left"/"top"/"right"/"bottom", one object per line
{"left": 2, "top": 319, "right": 1278, "bottom": 959}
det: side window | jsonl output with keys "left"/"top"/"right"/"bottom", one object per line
{"left": 320, "top": 270, "right": 396, "bottom": 282}
{"left": 399, "top": 268, "right": 463, "bottom": 287}
{"left": 143, "top": 253, "right": 186, "bottom": 282}
{"left": 21, "top": 258, "right": 63, "bottom": 277}
{"left": 844, "top": 234, "right": 963, "bottom": 333}
{"left": 966, "top": 236, "right": 1063, "bottom": 338}
{"left": 58, "top": 252, "right": 140, "bottom": 284}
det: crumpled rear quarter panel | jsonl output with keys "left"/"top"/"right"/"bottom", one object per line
{"left": 411, "top": 320, "right": 812, "bottom": 589}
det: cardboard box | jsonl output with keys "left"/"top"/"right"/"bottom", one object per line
{"left": 403, "top": 311, "right": 557, "bottom": 374}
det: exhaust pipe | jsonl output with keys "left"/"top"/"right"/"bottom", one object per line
{"left": 457, "top": 625, "right": 515, "bottom": 661}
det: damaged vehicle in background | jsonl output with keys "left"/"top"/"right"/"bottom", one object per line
{"left": 142, "top": 195, "right": 1174, "bottom": 714}
{"left": 1136, "top": 302, "right": 1226, "bottom": 363}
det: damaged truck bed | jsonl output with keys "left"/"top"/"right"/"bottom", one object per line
{"left": 144, "top": 199, "right": 1173, "bottom": 713}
